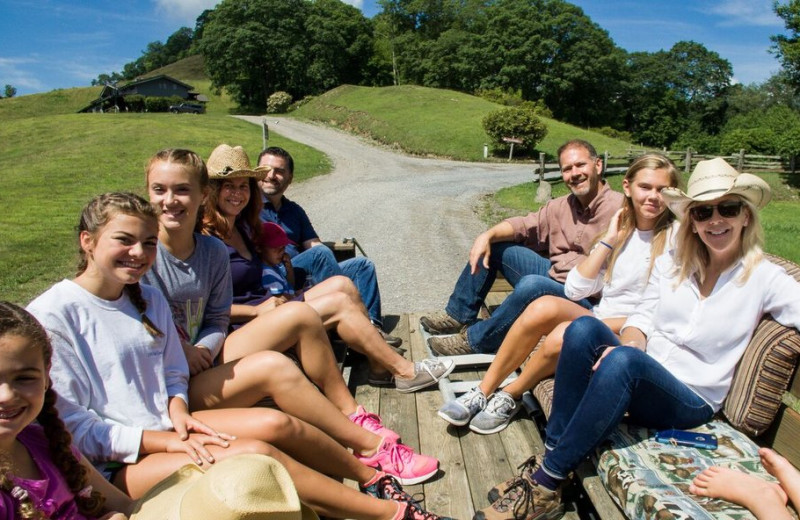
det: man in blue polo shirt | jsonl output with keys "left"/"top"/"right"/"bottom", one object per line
{"left": 257, "top": 146, "right": 402, "bottom": 348}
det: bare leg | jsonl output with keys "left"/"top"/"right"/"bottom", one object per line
{"left": 189, "top": 352, "right": 382, "bottom": 456}
{"left": 500, "top": 321, "right": 569, "bottom": 399}
{"left": 304, "top": 290, "right": 416, "bottom": 379}
{"left": 221, "top": 301, "right": 360, "bottom": 414}
{"left": 478, "top": 296, "right": 590, "bottom": 397}
{"left": 116, "top": 438, "right": 397, "bottom": 520}
{"left": 760, "top": 447, "right": 800, "bottom": 509}
{"left": 689, "top": 466, "right": 790, "bottom": 520}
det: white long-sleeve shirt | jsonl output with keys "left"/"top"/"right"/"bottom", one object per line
{"left": 27, "top": 280, "right": 189, "bottom": 464}
{"left": 623, "top": 252, "right": 800, "bottom": 411}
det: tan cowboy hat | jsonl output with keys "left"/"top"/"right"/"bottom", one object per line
{"left": 130, "top": 454, "right": 319, "bottom": 520}
{"left": 661, "top": 157, "right": 771, "bottom": 218}
{"left": 207, "top": 144, "right": 269, "bottom": 180}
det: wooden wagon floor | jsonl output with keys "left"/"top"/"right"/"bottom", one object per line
{"left": 342, "top": 313, "right": 588, "bottom": 520}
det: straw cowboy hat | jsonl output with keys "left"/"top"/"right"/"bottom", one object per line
{"left": 661, "top": 157, "right": 772, "bottom": 218}
{"left": 207, "top": 144, "right": 269, "bottom": 180}
{"left": 130, "top": 454, "right": 319, "bottom": 520}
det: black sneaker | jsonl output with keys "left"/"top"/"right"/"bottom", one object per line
{"left": 360, "top": 471, "right": 418, "bottom": 505}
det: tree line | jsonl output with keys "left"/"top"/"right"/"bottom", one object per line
{"left": 94, "top": 0, "right": 800, "bottom": 156}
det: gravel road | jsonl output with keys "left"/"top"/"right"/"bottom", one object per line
{"left": 237, "top": 116, "right": 537, "bottom": 315}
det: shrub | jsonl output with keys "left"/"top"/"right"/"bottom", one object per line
{"left": 720, "top": 128, "right": 777, "bottom": 155}
{"left": 144, "top": 96, "right": 179, "bottom": 113}
{"left": 482, "top": 106, "right": 549, "bottom": 155}
{"left": 289, "top": 95, "right": 315, "bottom": 112}
{"left": 475, "top": 87, "right": 524, "bottom": 107}
{"left": 267, "top": 91, "right": 293, "bottom": 114}
{"left": 124, "top": 95, "right": 146, "bottom": 112}
{"left": 589, "top": 126, "right": 632, "bottom": 142}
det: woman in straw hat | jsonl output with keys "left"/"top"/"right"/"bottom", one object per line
{"left": 142, "top": 147, "right": 441, "bottom": 488}
{"left": 475, "top": 158, "right": 800, "bottom": 520}
{"left": 201, "top": 144, "right": 455, "bottom": 394}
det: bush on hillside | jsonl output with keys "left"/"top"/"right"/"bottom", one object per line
{"left": 475, "top": 87, "right": 524, "bottom": 106}
{"left": 124, "top": 95, "right": 146, "bottom": 112}
{"left": 590, "top": 126, "right": 632, "bottom": 142}
{"left": 145, "top": 96, "right": 184, "bottom": 113}
{"left": 267, "top": 91, "right": 293, "bottom": 114}
{"left": 720, "top": 128, "right": 777, "bottom": 155}
{"left": 289, "top": 95, "right": 315, "bottom": 112}
{"left": 482, "top": 106, "right": 548, "bottom": 156}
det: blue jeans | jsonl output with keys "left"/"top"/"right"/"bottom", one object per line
{"left": 291, "top": 247, "right": 383, "bottom": 325}
{"left": 542, "top": 316, "right": 714, "bottom": 479}
{"left": 445, "top": 242, "right": 590, "bottom": 353}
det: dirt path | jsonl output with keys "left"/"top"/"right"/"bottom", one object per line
{"left": 237, "top": 116, "right": 537, "bottom": 314}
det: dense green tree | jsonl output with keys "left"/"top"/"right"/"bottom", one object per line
{"left": 3, "top": 85, "right": 16, "bottom": 98}
{"left": 199, "top": 0, "right": 374, "bottom": 109}
{"left": 772, "top": 0, "right": 800, "bottom": 87}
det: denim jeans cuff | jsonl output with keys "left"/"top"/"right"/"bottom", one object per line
{"left": 541, "top": 459, "right": 568, "bottom": 481}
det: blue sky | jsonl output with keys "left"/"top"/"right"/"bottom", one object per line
{"left": 0, "top": 0, "right": 788, "bottom": 97}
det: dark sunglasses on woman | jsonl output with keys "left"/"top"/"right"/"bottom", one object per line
{"left": 689, "top": 200, "right": 744, "bottom": 222}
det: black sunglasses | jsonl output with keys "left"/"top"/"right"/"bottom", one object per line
{"left": 689, "top": 200, "right": 744, "bottom": 222}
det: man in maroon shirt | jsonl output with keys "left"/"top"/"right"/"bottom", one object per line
{"left": 422, "top": 139, "right": 624, "bottom": 355}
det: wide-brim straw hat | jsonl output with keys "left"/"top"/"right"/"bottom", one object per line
{"left": 130, "top": 454, "right": 319, "bottom": 520}
{"left": 661, "top": 157, "right": 771, "bottom": 218}
{"left": 207, "top": 144, "right": 269, "bottom": 180}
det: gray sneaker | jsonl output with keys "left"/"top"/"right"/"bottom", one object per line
{"left": 420, "top": 313, "right": 466, "bottom": 335}
{"left": 395, "top": 358, "right": 456, "bottom": 393}
{"left": 470, "top": 391, "right": 522, "bottom": 434}
{"left": 438, "top": 386, "right": 488, "bottom": 426}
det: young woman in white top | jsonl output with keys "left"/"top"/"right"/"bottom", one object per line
{"left": 27, "top": 192, "right": 450, "bottom": 520}
{"left": 474, "top": 158, "right": 800, "bottom": 520}
{"left": 439, "top": 153, "right": 680, "bottom": 434}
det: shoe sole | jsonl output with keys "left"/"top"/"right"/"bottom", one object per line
{"left": 392, "top": 466, "right": 439, "bottom": 486}
{"left": 468, "top": 405, "right": 522, "bottom": 435}
{"left": 395, "top": 362, "right": 456, "bottom": 394}
{"left": 473, "top": 504, "right": 564, "bottom": 520}
{"left": 436, "top": 408, "right": 472, "bottom": 427}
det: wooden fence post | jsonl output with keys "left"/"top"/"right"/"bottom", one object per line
{"left": 792, "top": 154, "right": 796, "bottom": 175}
{"left": 538, "top": 152, "right": 546, "bottom": 182}
{"left": 685, "top": 149, "right": 692, "bottom": 173}
{"left": 737, "top": 149, "right": 745, "bottom": 172}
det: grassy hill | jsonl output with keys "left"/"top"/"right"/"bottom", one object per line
{"left": 0, "top": 86, "right": 102, "bottom": 120}
{"left": 292, "top": 84, "right": 632, "bottom": 161}
{"left": 0, "top": 111, "right": 330, "bottom": 305}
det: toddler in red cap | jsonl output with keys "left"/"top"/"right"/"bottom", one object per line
{"left": 259, "top": 221, "right": 301, "bottom": 301}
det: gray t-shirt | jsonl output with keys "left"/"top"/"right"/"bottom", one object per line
{"left": 142, "top": 233, "right": 232, "bottom": 358}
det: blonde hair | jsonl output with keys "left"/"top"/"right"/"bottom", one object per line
{"left": 603, "top": 153, "right": 681, "bottom": 283}
{"left": 77, "top": 192, "right": 163, "bottom": 337}
{"left": 145, "top": 148, "right": 209, "bottom": 233}
{"left": 0, "top": 302, "right": 105, "bottom": 519}
{"left": 673, "top": 197, "right": 764, "bottom": 285}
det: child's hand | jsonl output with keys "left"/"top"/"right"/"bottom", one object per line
{"left": 282, "top": 252, "right": 292, "bottom": 267}
{"left": 182, "top": 343, "right": 214, "bottom": 376}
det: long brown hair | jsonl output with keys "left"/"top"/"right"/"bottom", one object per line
{"left": 604, "top": 153, "right": 681, "bottom": 282}
{"left": 145, "top": 148, "right": 209, "bottom": 233}
{"left": 0, "top": 302, "right": 105, "bottom": 519}
{"left": 77, "top": 192, "right": 163, "bottom": 337}
{"left": 201, "top": 177, "right": 264, "bottom": 253}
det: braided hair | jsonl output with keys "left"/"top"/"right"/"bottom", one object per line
{"left": 76, "top": 192, "right": 163, "bottom": 337}
{"left": 0, "top": 302, "right": 105, "bottom": 518}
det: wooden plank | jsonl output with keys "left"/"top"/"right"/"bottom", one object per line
{"left": 409, "top": 313, "right": 475, "bottom": 519}
{"left": 575, "top": 462, "right": 626, "bottom": 520}
{"left": 767, "top": 406, "right": 800, "bottom": 469}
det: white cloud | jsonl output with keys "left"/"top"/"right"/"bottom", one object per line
{"left": 341, "top": 0, "right": 364, "bottom": 9}
{"left": 153, "top": 0, "right": 220, "bottom": 24}
{"left": 705, "top": 0, "right": 783, "bottom": 27}
{"left": 0, "top": 57, "right": 44, "bottom": 90}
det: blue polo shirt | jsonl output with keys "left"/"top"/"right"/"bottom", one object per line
{"left": 260, "top": 196, "right": 318, "bottom": 258}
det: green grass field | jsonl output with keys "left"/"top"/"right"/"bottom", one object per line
{"left": 292, "top": 84, "right": 632, "bottom": 161}
{"left": 0, "top": 112, "right": 330, "bottom": 305}
{"left": 484, "top": 170, "right": 800, "bottom": 264}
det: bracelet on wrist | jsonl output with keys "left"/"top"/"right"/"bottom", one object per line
{"left": 599, "top": 240, "right": 614, "bottom": 251}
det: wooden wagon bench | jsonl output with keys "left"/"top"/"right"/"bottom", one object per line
{"left": 423, "top": 253, "right": 800, "bottom": 519}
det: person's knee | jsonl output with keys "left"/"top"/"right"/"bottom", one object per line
{"left": 512, "top": 274, "right": 553, "bottom": 301}
{"left": 597, "top": 347, "right": 641, "bottom": 378}
{"left": 562, "top": 316, "right": 604, "bottom": 354}
{"left": 229, "top": 438, "right": 278, "bottom": 458}
{"left": 282, "top": 301, "right": 325, "bottom": 328}
{"left": 329, "top": 275, "right": 360, "bottom": 299}
{"left": 248, "top": 351, "right": 303, "bottom": 382}
{"left": 255, "top": 411, "right": 302, "bottom": 442}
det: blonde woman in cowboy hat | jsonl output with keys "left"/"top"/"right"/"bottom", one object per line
{"left": 201, "top": 145, "right": 454, "bottom": 394}
{"left": 475, "top": 157, "right": 800, "bottom": 520}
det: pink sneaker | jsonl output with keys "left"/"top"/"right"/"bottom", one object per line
{"left": 356, "top": 439, "right": 439, "bottom": 485}
{"left": 349, "top": 405, "right": 401, "bottom": 444}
